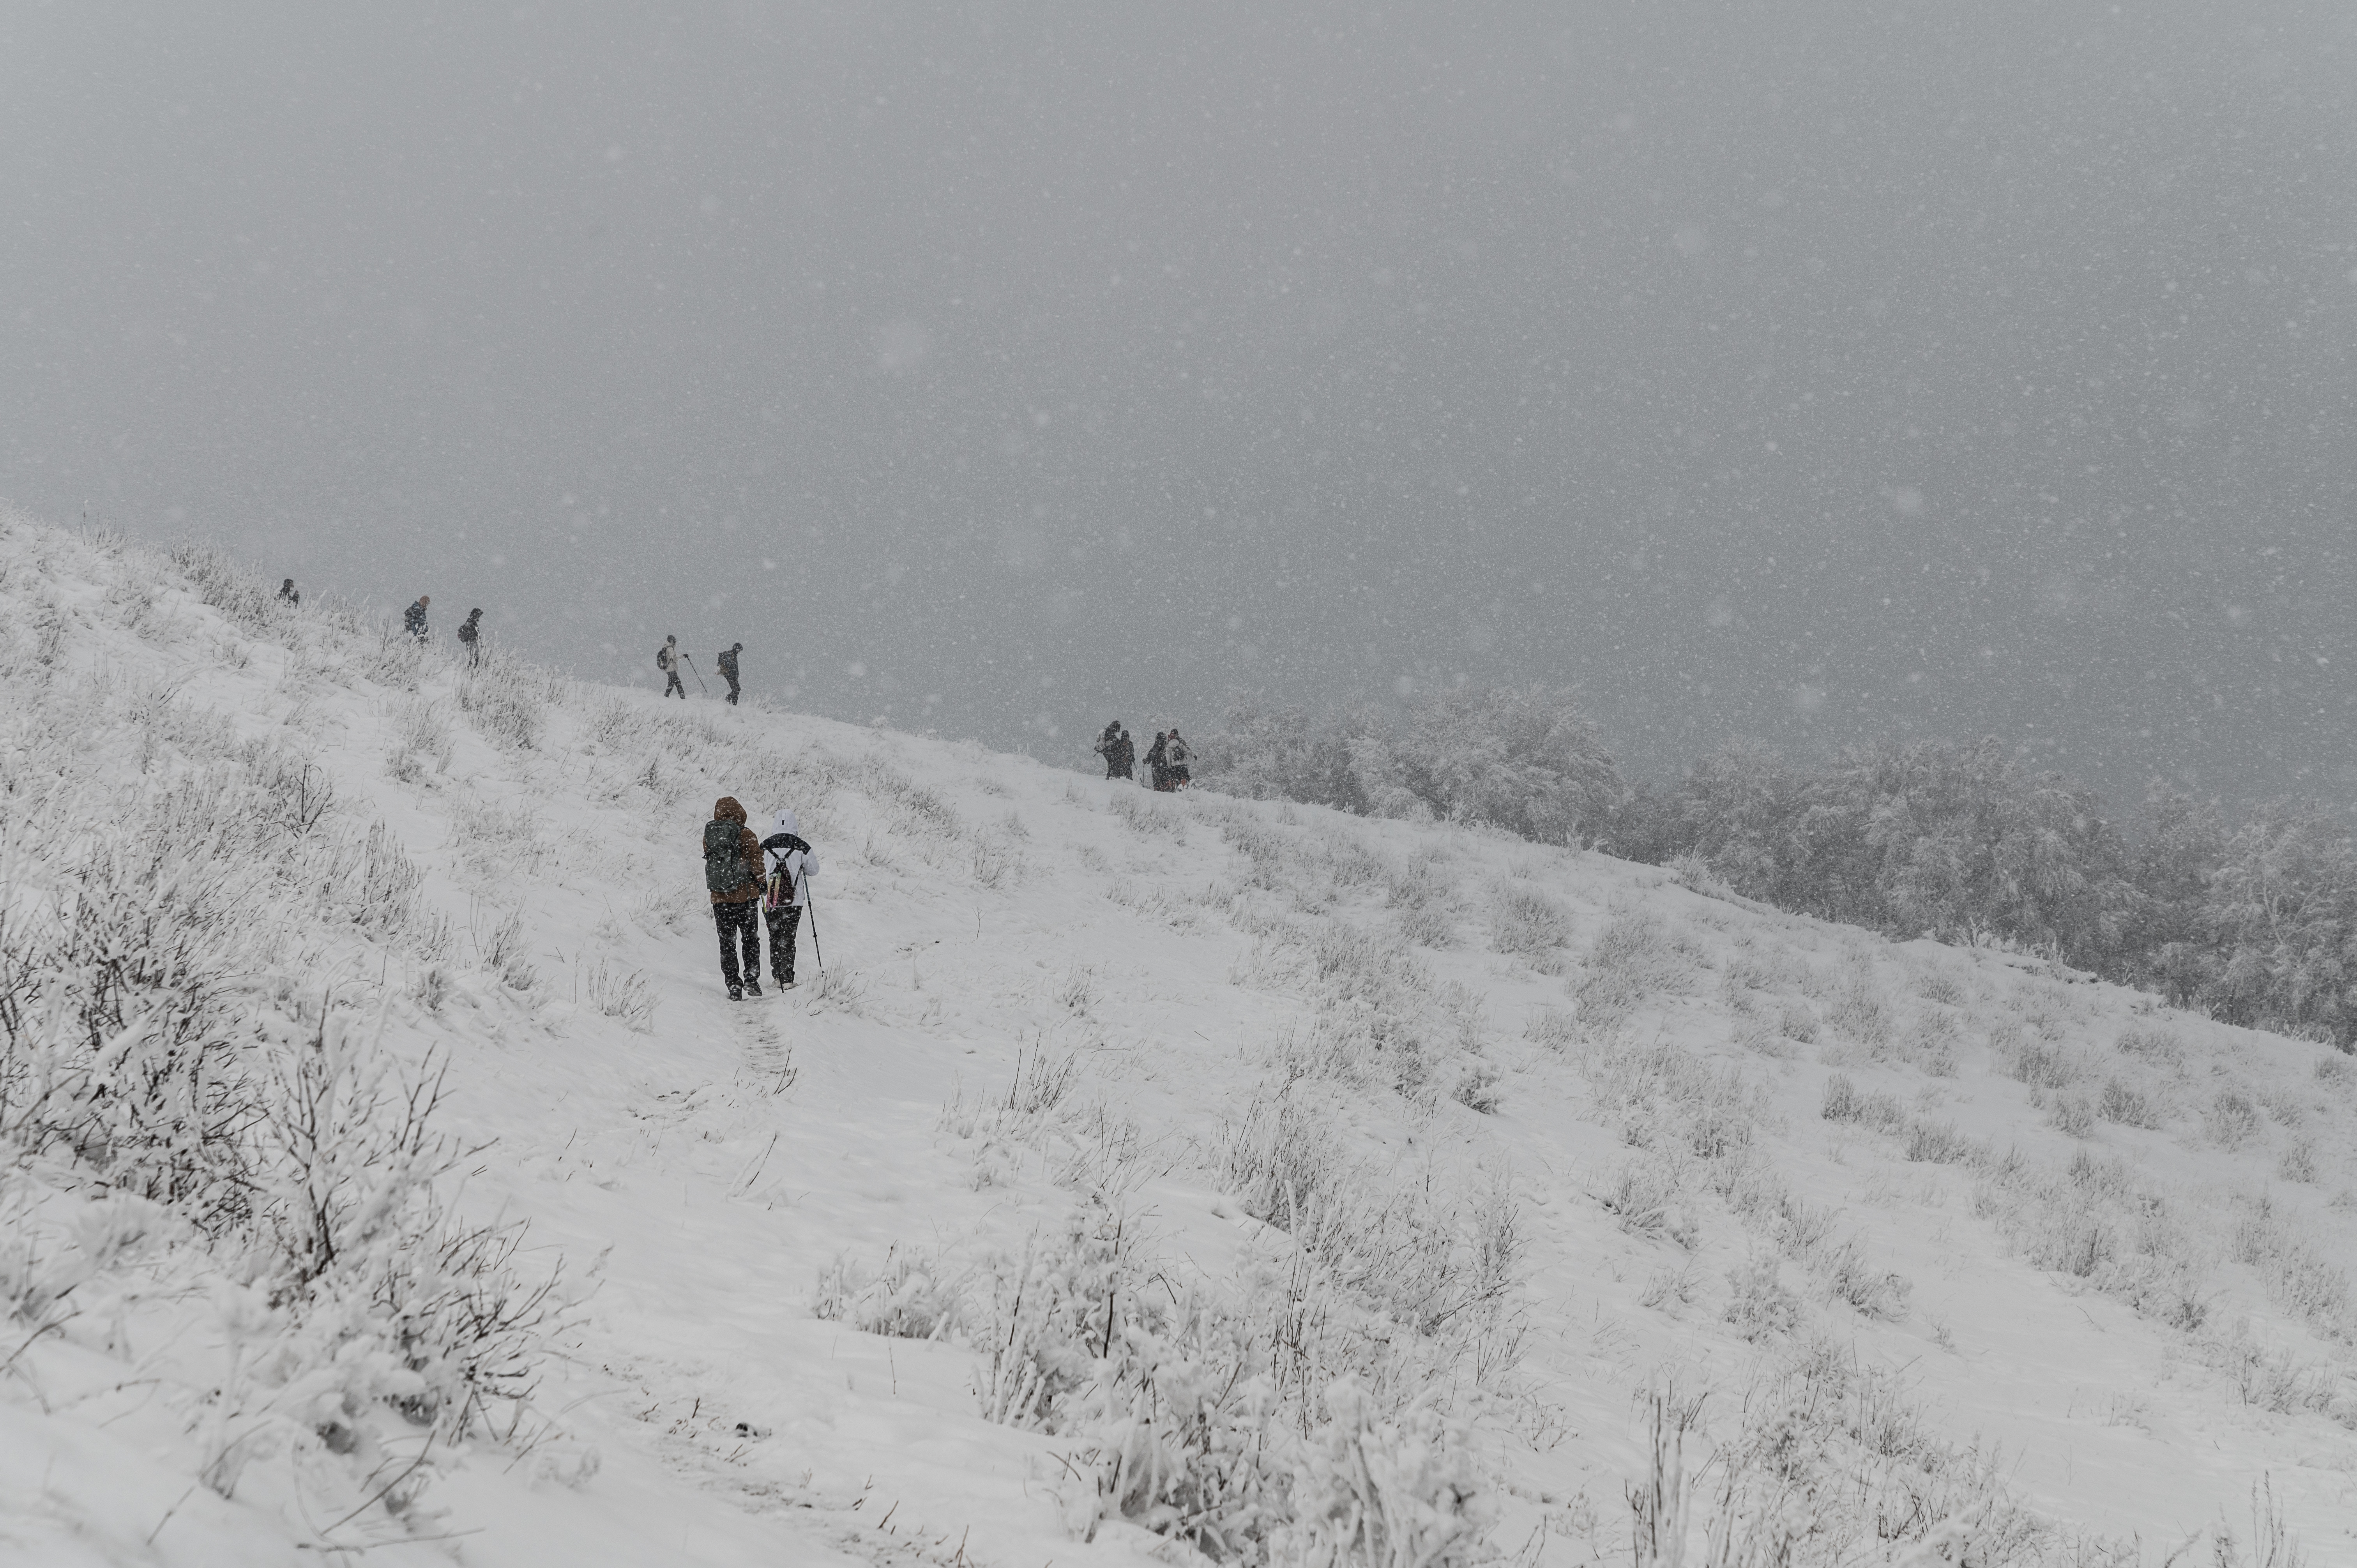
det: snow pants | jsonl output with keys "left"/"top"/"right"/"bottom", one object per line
{"left": 713, "top": 899, "right": 761, "bottom": 993}
{"left": 664, "top": 671, "right": 686, "bottom": 698}
{"left": 725, "top": 678, "right": 741, "bottom": 706}
{"left": 764, "top": 903, "right": 803, "bottom": 984}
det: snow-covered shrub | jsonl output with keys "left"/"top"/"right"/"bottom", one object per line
{"left": 1817, "top": 1235, "right": 1913, "bottom": 1319}
{"left": 1995, "top": 1032, "right": 2081, "bottom": 1091}
{"left": 2096, "top": 1077, "right": 2165, "bottom": 1130}
{"left": 1820, "top": 1074, "right": 1903, "bottom": 1133}
{"left": 1824, "top": 968, "right": 1894, "bottom": 1053}
{"left": 1599, "top": 1156, "right": 1696, "bottom": 1249}
{"left": 1221, "top": 1098, "right": 1522, "bottom": 1339}
{"left": 1488, "top": 881, "right": 1570, "bottom": 971}
{"left": 1723, "top": 1253, "right": 1804, "bottom": 1343}
{"left": 458, "top": 662, "right": 545, "bottom": 750}
{"left": 2048, "top": 1094, "right": 2096, "bottom": 1137}
{"left": 2116, "top": 1025, "right": 2184, "bottom": 1069}
{"left": 1585, "top": 1036, "right": 1762, "bottom": 1161}
{"left": 2206, "top": 1089, "right": 2262, "bottom": 1148}
{"left": 2227, "top": 1197, "right": 2354, "bottom": 1341}
{"left": 804, "top": 961, "right": 868, "bottom": 1015}
{"left": 813, "top": 1244, "right": 968, "bottom": 1339}
{"left": 472, "top": 906, "right": 539, "bottom": 992}
{"left": 389, "top": 697, "right": 454, "bottom": 780}
{"left": 1272, "top": 1379, "right": 1493, "bottom": 1568}
{"left": 1522, "top": 1006, "right": 1578, "bottom": 1050}
{"left": 1393, "top": 904, "right": 1455, "bottom": 950}
{"left": 1970, "top": 1153, "right": 2209, "bottom": 1331}
{"left": 585, "top": 962, "right": 654, "bottom": 1033}
{"left": 170, "top": 538, "right": 292, "bottom": 636}
{"left": 1902, "top": 1119, "right": 1978, "bottom": 1165}
{"left": 1574, "top": 910, "right": 1694, "bottom": 1035}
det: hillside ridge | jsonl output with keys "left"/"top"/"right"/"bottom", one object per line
{"left": 1, "top": 511, "right": 2352, "bottom": 1567}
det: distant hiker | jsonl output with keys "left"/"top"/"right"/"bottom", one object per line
{"left": 457, "top": 608, "right": 484, "bottom": 666}
{"left": 1111, "top": 724, "right": 1134, "bottom": 781}
{"left": 658, "top": 635, "right": 686, "bottom": 699}
{"left": 404, "top": 595, "right": 430, "bottom": 643}
{"left": 1166, "top": 727, "right": 1193, "bottom": 789}
{"left": 1094, "top": 720, "right": 1124, "bottom": 779}
{"left": 278, "top": 578, "right": 300, "bottom": 607}
{"left": 1146, "top": 730, "right": 1171, "bottom": 791}
{"left": 704, "top": 796, "right": 765, "bottom": 999}
{"left": 717, "top": 642, "right": 744, "bottom": 706}
{"left": 760, "top": 808, "right": 820, "bottom": 988}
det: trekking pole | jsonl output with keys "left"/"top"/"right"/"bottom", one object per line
{"left": 804, "top": 885, "right": 823, "bottom": 969}
{"left": 684, "top": 655, "right": 710, "bottom": 695}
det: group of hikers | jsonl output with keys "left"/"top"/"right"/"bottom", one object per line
{"left": 1093, "top": 720, "right": 1192, "bottom": 790}
{"left": 658, "top": 636, "right": 747, "bottom": 705}
{"left": 397, "top": 593, "right": 486, "bottom": 665}
{"left": 275, "top": 579, "right": 488, "bottom": 666}
{"left": 703, "top": 797, "right": 822, "bottom": 999}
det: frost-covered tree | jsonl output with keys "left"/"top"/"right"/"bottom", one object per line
{"left": 1197, "top": 702, "right": 1383, "bottom": 816}
{"left": 2199, "top": 801, "right": 2357, "bottom": 1046}
{"left": 1389, "top": 685, "right": 1626, "bottom": 846}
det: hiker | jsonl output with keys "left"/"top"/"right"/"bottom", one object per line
{"left": 404, "top": 595, "right": 430, "bottom": 643}
{"left": 1166, "top": 727, "right": 1193, "bottom": 789}
{"left": 457, "top": 608, "right": 484, "bottom": 666}
{"left": 658, "top": 635, "right": 686, "bottom": 699}
{"left": 1094, "top": 720, "right": 1124, "bottom": 779}
{"left": 278, "top": 578, "right": 300, "bottom": 607}
{"left": 703, "top": 796, "right": 765, "bottom": 999}
{"left": 717, "top": 642, "right": 744, "bottom": 706}
{"left": 760, "top": 809, "right": 820, "bottom": 988}
{"left": 1146, "top": 730, "right": 1171, "bottom": 791}
{"left": 1111, "top": 724, "right": 1134, "bottom": 782}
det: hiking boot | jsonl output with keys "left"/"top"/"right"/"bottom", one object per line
{"left": 728, "top": 984, "right": 744, "bottom": 1001}
{"left": 744, "top": 979, "right": 762, "bottom": 997}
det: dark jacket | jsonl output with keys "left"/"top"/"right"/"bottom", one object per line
{"left": 404, "top": 600, "right": 429, "bottom": 636}
{"left": 457, "top": 615, "right": 480, "bottom": 646}
{"left": 705, "top": 796, "right": 765, "bottom": 904}
{"left": 717, "top": 647, "right": 740, "bottom": 681}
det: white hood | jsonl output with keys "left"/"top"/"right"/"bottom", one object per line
{"left": 773, "top": 809, "right": 798, "bottom": 836}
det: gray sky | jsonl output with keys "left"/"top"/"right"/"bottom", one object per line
{"left": 5, "top": 3, "right": 2352, "bottom": 807}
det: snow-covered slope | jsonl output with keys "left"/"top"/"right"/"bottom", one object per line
{"left": 2, "top": 512, "right": 2353, "bottom": 1566}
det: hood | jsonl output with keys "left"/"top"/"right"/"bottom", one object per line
{"left": 773, "top": 809, "right": 799, "bottom": 836}
{"left": 714, "top": 796, "right": 747, "bottom": 824}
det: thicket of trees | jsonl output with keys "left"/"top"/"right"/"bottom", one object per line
{"left": 1198, "top": 691, "right": 2357, "bottom": 1049}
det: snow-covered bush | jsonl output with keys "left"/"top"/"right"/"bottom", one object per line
{"left": 971, "top": 1199, "right": 1497, "bottom": 1567}
{"left": 1273, "top": 1380, "right": 1493, "bottom": 1568}
{"left": 585, "top": 961, "right": 655, "bottom": 1033}
{"left": 1488, "top": 881, "right": 1571, "bottom": 970}
{"left": 813, "top": 1244, "right": 968, "bottom": 1339}
{"left": 1574, "top": 909, "right": 1696, "bottom": 1036}
{"left": 458, "top": 654, "right": 547, "bottom": 749}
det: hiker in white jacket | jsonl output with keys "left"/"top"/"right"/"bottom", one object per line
{"left": 759, "top": 809, "right": 820, "bottom": 987}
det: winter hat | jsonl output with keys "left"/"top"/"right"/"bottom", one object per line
{"left": 714, "top": 796, "right": 747, "bottom": 823}
{"left": 732, "top": 642, "right": 743, "bottom": 652}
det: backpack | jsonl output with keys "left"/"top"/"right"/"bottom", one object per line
{"left": 703, "top": 819, "right": 751, "bottom": 894}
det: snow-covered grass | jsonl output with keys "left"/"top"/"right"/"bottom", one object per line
{"left": 2, "top": 507, "right": 2354, "bottom": 1566}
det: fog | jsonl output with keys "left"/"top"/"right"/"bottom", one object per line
{"left": 4, "top": 3, "right": 2352, "bottom": 805}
